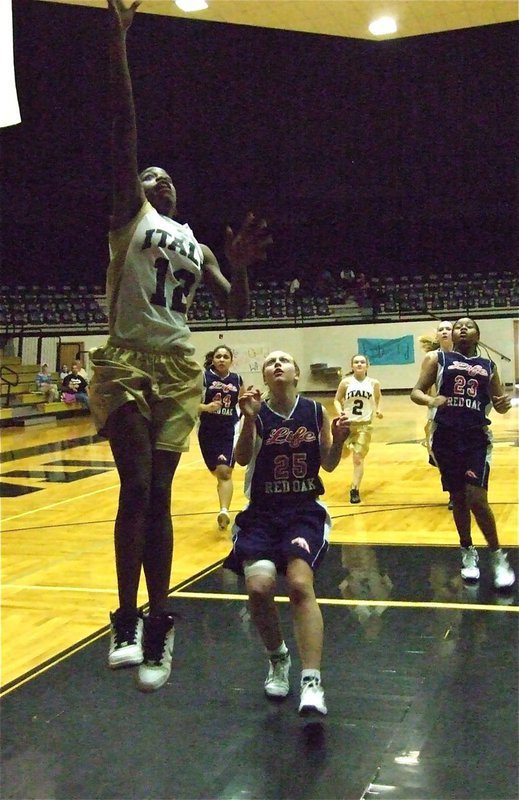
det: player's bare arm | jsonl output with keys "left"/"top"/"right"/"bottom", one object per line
{"left": 489, "top": 367, "right": 511, "bottom": 414}
{"left": 333, "top": 378, "right": 348, "bottom": 416}
{"left": 320, "top": 408, "right": 349, "bottom": 472}
{"left": 234, "top": 387, "right": 262, "bottom": 465}
{"left": 411, "top": 352, "right": 445, "bottom": 407}
{"left": 201, "top": 214, "right": 272, "bottom": 319}
{"left": 107, "top": 0, "right": 145, "bottom": 230}
{"left": 373, "top": 379, "right": 383, "bottom": 418}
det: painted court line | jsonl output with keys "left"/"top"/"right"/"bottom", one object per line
{"left": 5, "top": 584, "right": 516, "bottom": 613}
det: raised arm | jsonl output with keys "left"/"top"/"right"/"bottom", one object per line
{"left": 107, "top": 0, "right": 145, "bottom": 229}
{"left": 489, "top": 365, "right": 511, "bottom": 414}
{"left": 202, "top": 213, "right": 272, "bottom": 319}
{"left": 234, "top": 386, "right": 262, "bottom": 465}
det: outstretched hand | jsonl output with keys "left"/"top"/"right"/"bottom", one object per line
{"left": 224, "top": 213, "right": 272, "bottom": 270}
{"left": 331, "top": 415, "right": 350, "bottom": 442}
{"left": 107, "top": 0, "right": 141, "bottom": 32}
{"left": 239, "top": 386, "right": 263, "bottom": 418}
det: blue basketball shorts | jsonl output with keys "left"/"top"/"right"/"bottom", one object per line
{"left": 223, "top": 499, "right": 331, "bottom": 575}
{"left": 430, "top": 424, "right": 492, "bottom": 493}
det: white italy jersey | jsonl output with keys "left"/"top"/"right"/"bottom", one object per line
{"left": 106, "top": 201, "right": 204, "bottom": 352}
{"left": 341, "top": 376, "right": 376, "bottom": 423}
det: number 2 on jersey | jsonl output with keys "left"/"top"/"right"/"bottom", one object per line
{"left": 352, "top": 399, "right": 364, "bottom": 416}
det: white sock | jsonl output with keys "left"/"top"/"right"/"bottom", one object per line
{"left": 268, "top": 641, "right": 288, "bottom": 658}
{"left": 301, "top": 669, "right": 320, "bottom": 683}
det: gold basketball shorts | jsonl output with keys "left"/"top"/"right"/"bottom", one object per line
{"left": 345, "top": 421, "right": 372, "bottom": 457}
{"left": 89, "top": 342, "right": 203, "bottom": 452}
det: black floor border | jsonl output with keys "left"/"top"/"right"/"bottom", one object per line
{"left": 0, "top": 558, "right": 224, "bottom": 697}
{"left": 2, "top": 543, "right": 517, "bottom": 695}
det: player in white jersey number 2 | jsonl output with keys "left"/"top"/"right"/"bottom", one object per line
{"left": 333, "top": 354, "right": 383, "bottom": 504}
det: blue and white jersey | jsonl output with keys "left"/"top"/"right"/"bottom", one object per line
{"left": 245, "top": 395, "right": 324, "bottom": 506}
{"left": 199, "top": 369, "right": 242, "bottom": 428}
{"left": 433, "top": 350, "right": 495, "bottom": 429}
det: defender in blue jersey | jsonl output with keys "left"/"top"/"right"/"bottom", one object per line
{"left": 198, "top": 346, "right": 244, "bottom": 530}
{"left": 412, "top": 318, "right": 514, "bottom": 590}
{"left": 223, "top": 351, "right": 350, "bottom": 716}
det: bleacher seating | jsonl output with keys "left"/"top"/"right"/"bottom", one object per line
{"left": 0, "top": 270, "right": 516, "bottom": 336}
{"left": 0, "top": 354, "right": 89, "bottom": 427}
{"left": 0, "top": 284, "right": 108, "bottom": 335}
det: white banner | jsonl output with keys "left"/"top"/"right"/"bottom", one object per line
{"left": 1, "top": 0, "right": 21, "bottom": 128}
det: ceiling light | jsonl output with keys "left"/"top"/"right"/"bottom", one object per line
{"left": 369, "top": 16, "right": 397, "bottom": 36}
{"left": 175, "top": 0, "right": 208, "bottom": 12}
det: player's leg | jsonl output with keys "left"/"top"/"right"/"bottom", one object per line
{"left": 135, "top": 449, "right": 180, "bottom": 692}
{"left": 286, "top": 557, "right": 327, "bottom": 716}
{"left": 451, "top": 489, "right": 473, "bottom": 549}
{"left": 350, "top": 424, "right": 371, "bottom": 503}
{"left": 245, "top": 562, "right": 281, "bottom": 651}
{"left": 350, "top": 452, "right": 364, "bottom": 502}
{"left": 284, "top": 502, "right": 330, "bottom": 715}
{"left": 136, "top": 354, "right": 202, "bottom": 691}
{"left": 465, "top": 486, "right": 514, "bottom": 588}
{"left": 245, "top": 560, "right": 291, "bottom": 699}
{"left": 106, "top": 401, "right": 153, "bottom": 668}
{"left": 431, "top": 426, "right": 479, "bottom": 581}
{"left": 143, "top": 449, "right": 181, "bottom": 613}
{"left": 463, "top": 435, "right": 515, "bottom": 589}
{"left": 466, "top": 485, "right": 498, "bottom": 548}
{"left": 214, "top": 463, "right": 233, "bottom": 529}
{"left": 285, "top": 557, "right": 322, "bottom": 670}
{"left": 108, "top": 402, "right": 154, "bottom": 610}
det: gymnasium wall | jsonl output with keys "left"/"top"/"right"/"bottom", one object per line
{"left": 25, "top": 315, "right": 516, "bottom": 391}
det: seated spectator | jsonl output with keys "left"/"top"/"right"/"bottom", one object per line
{"left": 61, "top": 364, "right": 90, "bottom": 410}
{"left": 315, "top": 269, "right": 334, "bottom": 296}
{"left": 288, "top": 276, "right": 301, "bottom": 296}
{"left": 353, "top": 272, "right": 372, "bottom": 310}
{"left": 340, "top": 268, "right": 356, "bottom": 285}
{"left": 36, "top": 364, "right": 59, "bottom": 402}
{"left": 73, "top": 358, "right": 88, "bottom": 380}
{"left": 59, "top": 364, "right": 69, "bottom": 382}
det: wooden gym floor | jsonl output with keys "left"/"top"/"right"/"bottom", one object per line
{"left": 1, "top": 394, "right": 517, "bottom": 800}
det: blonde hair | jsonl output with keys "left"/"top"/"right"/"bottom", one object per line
{"left": 418, "top": 332, "right": 440, "bottom": 353}
{"left": 419, "top": 320, "right": 453, "bottom": 353}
